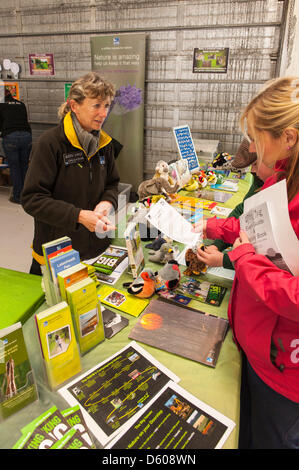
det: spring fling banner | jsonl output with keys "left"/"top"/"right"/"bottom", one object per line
{"left": 90, "top": 34, "right": 146, "bottom": 192}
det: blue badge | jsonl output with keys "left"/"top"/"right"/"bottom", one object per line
{"left": 99, "top": 155, "right": 105, "bottom": 165}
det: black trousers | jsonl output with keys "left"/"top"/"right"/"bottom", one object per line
{"left": 238, "top": 353, "right": 299, "bottom": 449}
{"left": 29, "top": 258, "right": 42, "bottom": 276}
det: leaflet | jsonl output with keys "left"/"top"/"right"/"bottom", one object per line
{"left": 240, "top": 180, "right": 299, "bottom": 275}
{"left": 106, "top": 381, "right": 235, "bottom": 449}
{"left": 145, "top": 198, "right": 202, "bottom": 246}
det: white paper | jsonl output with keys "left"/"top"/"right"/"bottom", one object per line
{"left": 240, "top": 179, "right": 299, "bottom": 275}
{"left": 145, "top": 198, "right": 202, "bottom": 246}
{"left": 210, "top": 180, "right": 238, "bottom": 192}
{"left": 207, "top": 266, "right": 235, "bottom": 281}
{"left": 58, "top": 341, "right": 180, "bottom": 447}
{"left": 106, "top": 381, "right": 235, "bottom": 450}
{"left": 211, "top": 206, "right": 232, "bottom": 217}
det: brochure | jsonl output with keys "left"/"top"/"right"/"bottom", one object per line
{"left": 58, "top": 341, "right": 179, "bottom": 447}
{"left": 146, "top": 198, "right": 202, "bottom": 245}
{"left": 198, "top": 189, "right": 233, "bottom": 203}
{"left": 129, "top": 298, "right": 229, "bottom": 367}
{"left": 240, "top": 179, "right": 299, "bottom": 275}
{"left": 101, "top": 307, "right": 129, "bottom": 339}
{"left": 97, "top": 284, "right": 149, "bottom": 317}
{"left": 210, "top": 180, "right": 238, "bottom": 192}
{"left": 174, "top": 276, "right": 227, "bottom": 307}
{"left": 210, "top": 206, "right": 232, "bottom": 217}
{"left": 106, "top": 381, "right": 235, "bottom": 449}
{"left": 84, "top": 245, "right": 128, "bottom": 285}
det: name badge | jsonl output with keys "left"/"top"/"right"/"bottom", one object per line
{"left": 99, "top": 155, "right": 105, "bottom": 165}
{"left": 63, "top": 151, "right": 85, "bottom": 166}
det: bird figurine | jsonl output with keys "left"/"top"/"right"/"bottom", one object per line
{"left": 155, "top": 260, "right": 181, "bottom": 291}
{"left": 123, "top": 268, "right": 156, "bottom": 299}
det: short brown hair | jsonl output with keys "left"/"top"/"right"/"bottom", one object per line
{"left": 58, "top": 71, "right": 115, "bottom": 118}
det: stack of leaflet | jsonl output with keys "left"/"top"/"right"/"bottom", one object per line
{"left": 13, "top": 405, "right": 95, "bottom": 449}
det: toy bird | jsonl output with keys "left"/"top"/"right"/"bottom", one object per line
{"left": 148, "top": 243, "right": 175, "bottom": 264}
{"left": 145, "top": 234, "right": 173, "bottom": 250}
{"left": 183, "top": 175, "right": 199, "bottom": 192}
{"left": 123, "top": 268, "right": 156, "bottom": 298}
{"left": 155, "top": 260, "right": 181, "bottom": 291}
{"left": 184, "top": 248, "right": 206, "bottom": 276}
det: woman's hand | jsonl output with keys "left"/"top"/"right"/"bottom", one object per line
{"left": 94, "top": 200, "right": 113, "bottom": 215}
{"left": 78, "top": 210, "right": 116, "bottom": 233}
{"left": 196, "top": 245, "right": 224, "bottom": 267}
{"left": 232, "top": 230, "right": 250, "bottom": 250}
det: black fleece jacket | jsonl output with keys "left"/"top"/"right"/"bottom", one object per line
{"left": 21, "top": 113, "right": 120, "bottom": 261}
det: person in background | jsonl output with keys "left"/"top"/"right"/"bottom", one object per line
{"left": 22, "top": 72, "right": 119, "bottom": 275}
{"left": 194, "top": 77, "right": 299, "bottom": 449}
{"left": 0, "top": 89, "right": 32, "bottom": 204}
{"left": 203, "top": 138, "right": 274, "bottom": 270}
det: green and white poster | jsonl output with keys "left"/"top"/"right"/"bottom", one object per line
{"left": 90, "top": 33, "right": 146, "bottom": 192}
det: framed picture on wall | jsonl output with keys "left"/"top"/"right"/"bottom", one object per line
{"left": 193, "top": 48, "right": 229, "bottom": 73}
{"left": 1, "top": 82, "right": 20, "bottom": 100}
{"left": 29, "top": 53, "right": 55, "bottom": 76}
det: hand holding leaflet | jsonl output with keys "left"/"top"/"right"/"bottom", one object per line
{"left": 145, "top": 198, "right": 202, "bottom": 246}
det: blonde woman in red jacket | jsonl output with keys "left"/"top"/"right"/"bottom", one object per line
{"left": 194, "top": 77, "right": 299, "bottom": 449}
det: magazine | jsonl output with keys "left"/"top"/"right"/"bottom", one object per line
{"left": 106, "top": 382, "right": 235, "bottom": 449}
{"left": 129, "top": 298, "right": 229, "bottom": 368}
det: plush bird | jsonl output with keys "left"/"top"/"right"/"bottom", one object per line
{"left": 145, "top": 234, "right": 173, "bottom": 250}
{"left": 155, "top": 260, "right": 181, "bottom": 291}
{"left": 184, "top": 248, "right": 206, "bottom": 276}
{"left": 148, "top": 243, "right": 175, "bottom": 264}
{"left": 183, "top": 175, "right": 199, "bottom": 192}
{"left": 123, "top": 268, "right": 156, "bottom": 298}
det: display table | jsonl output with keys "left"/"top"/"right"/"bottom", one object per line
{"left": 0, "top": 267, "right": 44, "bottom": 329}
{"left": 0, "top": 174, "right": 252, "bottom": 449}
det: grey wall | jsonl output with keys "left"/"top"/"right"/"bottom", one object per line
{"left": 0, "top": 0, "right": 287, "bottom": 176}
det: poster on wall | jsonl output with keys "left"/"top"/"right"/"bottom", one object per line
{"left": 64, "top": 83, "right": 72, "bottom": 101}
{"left": 193, "top": 48, "right": 229, "bottom": 73}
{"left": 29, "top": 53, "right": 55, "bottom": 76}
{"left": 1, "top": 82, "right": 20, "bottom": 100}
{"left": 90, "top": 33, "right": 146, "bottom": 191}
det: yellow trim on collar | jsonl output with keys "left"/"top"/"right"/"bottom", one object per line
{"left": 63, "top": 112, "right": 112, "bottom": 159}
{"left": 31, "top": 246, "right": 45, "bottom": 265}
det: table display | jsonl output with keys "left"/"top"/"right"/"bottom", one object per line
{"left": 0, "top": 168, "right": 252, "bottom": 449}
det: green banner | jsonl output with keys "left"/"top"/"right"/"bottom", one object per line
{"left": 90, "top": 33, "right": 146, "bottom": 192}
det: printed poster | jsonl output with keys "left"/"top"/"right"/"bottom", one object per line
{"left": 58, "top": 341, "right": 179, "bottom": 446}
{"left": 3, "top": 82, "right": 19, "bottom": 100}
{"left": 107, "top": 382, "right": 235, "bottom": 449}
{"left": 193, "top": 48, "right": 229, "bottom": 73}
{"left": 90, "top": 33, "right": 146, "bottom": 191}
{"left": 29, "top": 53, "right": 55, "bottom": 76}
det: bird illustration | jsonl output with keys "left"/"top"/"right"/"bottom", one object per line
{"left": 123, "top": 268, "right": 156, "bottom": 298}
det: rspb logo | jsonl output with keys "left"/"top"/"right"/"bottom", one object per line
{"left": 113, "top": 37, "right": 120, "bottom": 46}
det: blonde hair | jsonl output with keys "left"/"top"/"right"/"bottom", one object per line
{"left": 58, "top": 71, "right": 115, "bottom": 119}
{"left": 240, "top": 77, "right": 299, "bottom": 202}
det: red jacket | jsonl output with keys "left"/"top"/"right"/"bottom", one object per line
{"left": 206, "top": 160, "right": 299, "bottom": 402}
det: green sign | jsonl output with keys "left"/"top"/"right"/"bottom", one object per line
{"left": 64, "top": 83, "right": 72, "bottom": 101}
{"left": 90, "top": 33, "right": 146, "bottom": 191}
